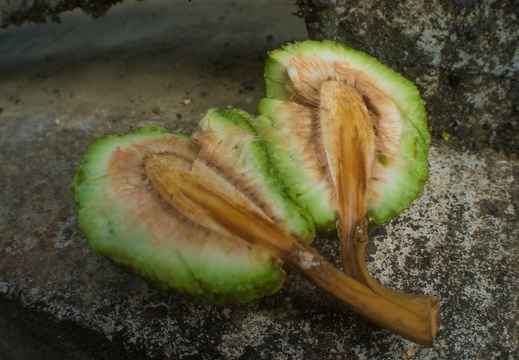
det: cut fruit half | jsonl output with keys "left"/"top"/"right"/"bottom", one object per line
{"left": 70, "top": 127, "right": 285, "bottom": 304}
{"left": 257, "top": 39, "right": 437, "bottom": 332}
{"left": 260, "top": 39, "right": 430, "bottom": 228}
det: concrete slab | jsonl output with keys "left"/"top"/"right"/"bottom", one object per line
{"left": 1, "top": 0, "right": 517, "bottom": 359}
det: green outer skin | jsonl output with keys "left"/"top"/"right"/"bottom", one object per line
{"left": 261, "top": 40, "right": 430, "bottom": 227}
{"left": 70, "top": 127, "right": 284, "bottom": 304}
{"left": 197, "top": 108, "right": 316, "bottom": 242}
{"left": 254, "top": 100, "right": 337, "bottom": 232}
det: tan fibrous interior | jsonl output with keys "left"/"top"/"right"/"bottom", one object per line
{"left": 190, "top": 128, "right": 286, "bottom": 229}
{"left": 287, "top": 56, "right": 402, "bottom": 168}
{"left": 285, "top": 56, "right": 403, "bottom": 197}
{"left": 104, "top": 136, "right": 258, "bottom": 256}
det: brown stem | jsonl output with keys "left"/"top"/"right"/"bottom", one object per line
{"left": 288, "top": 245, "right": 440, "bottom": 346}
{"left": 319, "top": 81, "right": 373, "bottom": 279}
{"left": 319, "top": 81, "right": 438, "bottom": 308}
{"left": 145, "top": 154, "right": 439, "bottom": 345}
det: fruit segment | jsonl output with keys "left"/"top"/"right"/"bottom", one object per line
{"left": 257, "top": 40, "right": 439, "bottom": 340}
{"left": 70, "top": 128, "right": 285, "bottom": 304}
{"left": 254, "top": 99, "right": 337, "bottom": 232}
{"left": 261, "top": 40, "right": 430, "bottom": 227}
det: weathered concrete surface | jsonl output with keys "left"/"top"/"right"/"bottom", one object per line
{"left": 0, "top": 0, "right": 123, "bottom": 27}
{"left": 0, "top": 0, "right": 518, "bottom": 359}
{"left": 298, "top": 0, "right": 519, "bottom": 156}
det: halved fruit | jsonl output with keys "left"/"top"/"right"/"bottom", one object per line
{"left": 70, "top": 127, "right": 285, "bottom": 304}
{"left": 260, "top": 39, "right": 430, "bottom": 228}
{"left": 256, "top": 40, "right": 437, "bottom": 337}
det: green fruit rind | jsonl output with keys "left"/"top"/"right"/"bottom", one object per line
{"left": 255, "top": 99, "right": 337, "bottom": 232}
{"left": 71, "top": 127, "right": 284, "bottom": 304}
{"left": 196, "top": 108, "right": 317, "bottom": 242}
{"left": 262, "top": 40, "right": 430, "bottom": 226}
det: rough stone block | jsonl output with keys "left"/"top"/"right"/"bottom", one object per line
{"left": 298, "top": 0, "right": 518, "bottom": 155}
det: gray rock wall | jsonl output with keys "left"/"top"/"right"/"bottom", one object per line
{"left": 299, "top": 0, "right": 518, "bottom": 155}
